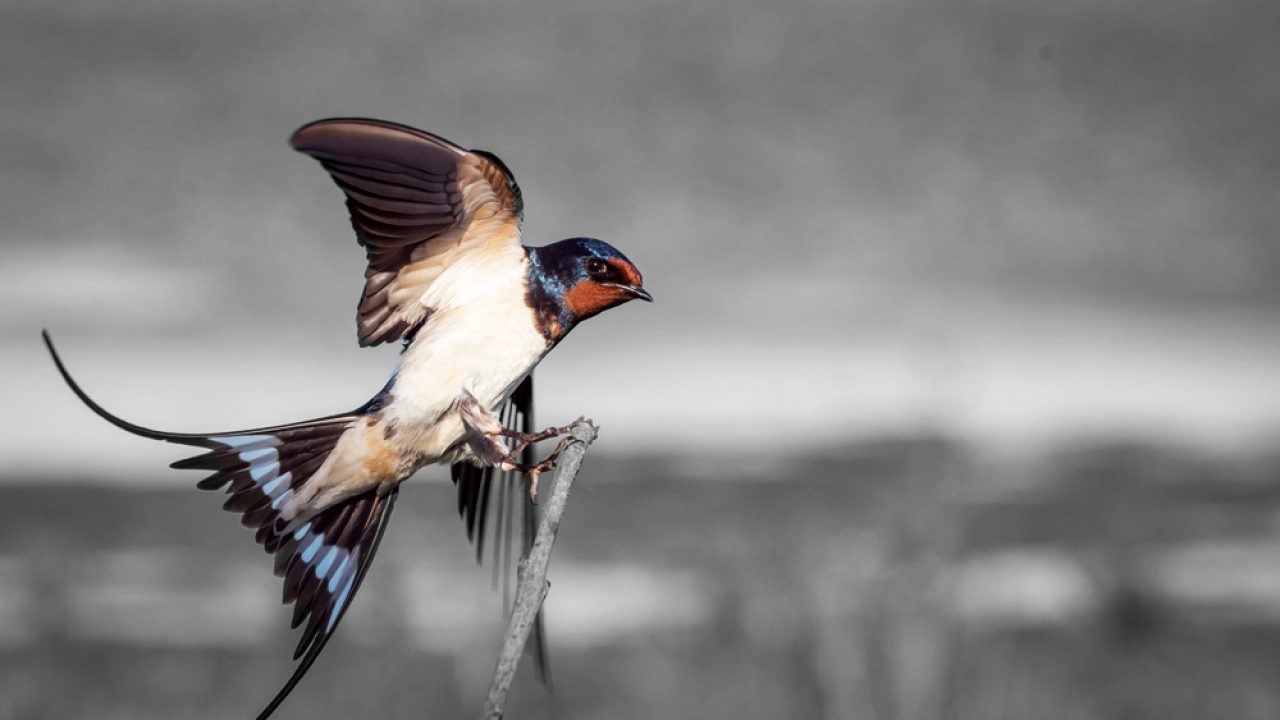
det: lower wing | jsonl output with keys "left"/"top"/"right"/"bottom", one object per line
{"left": 451, "top": 374, "right": 551, "bottom": 684}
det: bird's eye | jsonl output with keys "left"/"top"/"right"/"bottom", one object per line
{"left": 586, "top": 258, "right": 608, "bottom": 276}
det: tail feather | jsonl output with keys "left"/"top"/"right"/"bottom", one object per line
{"left": 43, "top": 329, "right": 220, "bottom": 447}
{"left": 43, "top": 330, "right": 399, "bottom": 720}
{"left": 43, "top": 330, "right": 360, "bottom": 538}
{"left": 43, "top": 329, "right": 357, "bottom": 450}
{"left": 256, "top": 488, "right": 397, "bottom": 720}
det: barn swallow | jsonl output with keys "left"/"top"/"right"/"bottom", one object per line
{"left": 42, "top": 118, "right": 650, "bottom": 719}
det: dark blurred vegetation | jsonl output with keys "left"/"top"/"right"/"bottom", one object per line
{"left": 4, "top": 436, "right": 1280, "bottom": 720}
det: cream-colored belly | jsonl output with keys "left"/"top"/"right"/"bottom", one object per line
{"left": 383, "top": 266, "right": 550, "bottom": 469}
{"left": 280, "top": 245, "right": 548, "bottom": 520}
{"left": 389, "top": 313, "right": 547, "bottom": 466}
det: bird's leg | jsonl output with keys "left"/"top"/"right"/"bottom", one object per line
{"left": 457, "top": 393, "right": 573, "bottom": 501}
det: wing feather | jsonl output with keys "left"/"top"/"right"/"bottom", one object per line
{"left": 291, "top": 118, "right": 523, "bottom": 347}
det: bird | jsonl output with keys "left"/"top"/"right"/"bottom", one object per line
{"left": 42, "top": 117, "right": 651, "bottom": 719}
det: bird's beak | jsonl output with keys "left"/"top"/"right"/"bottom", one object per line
{"left": 624, "top": 285, "right": 654, "bottom": 302}
{"left": 604, "top": 282, "right": 653, "bottom": 302}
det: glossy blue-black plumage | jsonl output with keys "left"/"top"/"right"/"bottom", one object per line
{"left": 524, "top": 237, "right": 641, "bottom": 339}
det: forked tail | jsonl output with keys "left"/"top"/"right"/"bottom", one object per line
{"left": 42, "top": 330, "right": 398, "bottom": 720}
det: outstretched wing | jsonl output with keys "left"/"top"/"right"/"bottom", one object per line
{"left": 451, "top": 374, "right": 551, "bottom": 683}
{"left": 291, "top": 117, "right": 524, "bottom": 347}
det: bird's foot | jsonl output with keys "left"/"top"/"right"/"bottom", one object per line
{"left": 492, "top": 423, "right": 575, "bottom": 459}
{"left": 458, "top": 392, "right": 575, "bottom": 500}
{"left": 496, "top": 435, "right": 575, "bottom": 502}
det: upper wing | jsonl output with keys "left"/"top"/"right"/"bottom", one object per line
{"left": 291, "top": 118, "right": 524, "bottom": 346}
{"left": 451, "top": 374, "right": 551, "bottom": 683}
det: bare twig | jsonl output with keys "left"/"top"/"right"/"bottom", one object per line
{"left": 481, "top": 418, "right": 598, "bottom": 720}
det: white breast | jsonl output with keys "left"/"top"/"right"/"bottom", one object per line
{"left": 383, "top": 244, "right": 549, "bottom": 464}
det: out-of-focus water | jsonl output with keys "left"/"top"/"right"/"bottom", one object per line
{"left": 5, "top": 443, "right": 1280, "bottom": 719}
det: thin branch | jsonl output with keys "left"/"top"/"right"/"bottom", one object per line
{"left": 481, "top": 418, "right": 598, "bottom": 720}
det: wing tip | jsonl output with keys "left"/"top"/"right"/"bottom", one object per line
{"left": 289, "top": 117, "right": 375, "bottom": 151}
{"left": 290, "top": 117, "right": 465, "bottom": 161}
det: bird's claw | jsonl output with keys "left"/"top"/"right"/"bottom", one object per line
{"left": 496, "top": 435, "right": 575, "bottom": 502}
{"left": 491, "top": 423, "right": 575, "bottom": 458}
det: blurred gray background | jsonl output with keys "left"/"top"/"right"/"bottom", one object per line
{"left": 3, "top": 0, "right": 1280, "bottom": 718}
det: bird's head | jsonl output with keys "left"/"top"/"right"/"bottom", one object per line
{"left": 526, "top": 238, "right": 652, "bottom": 339}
